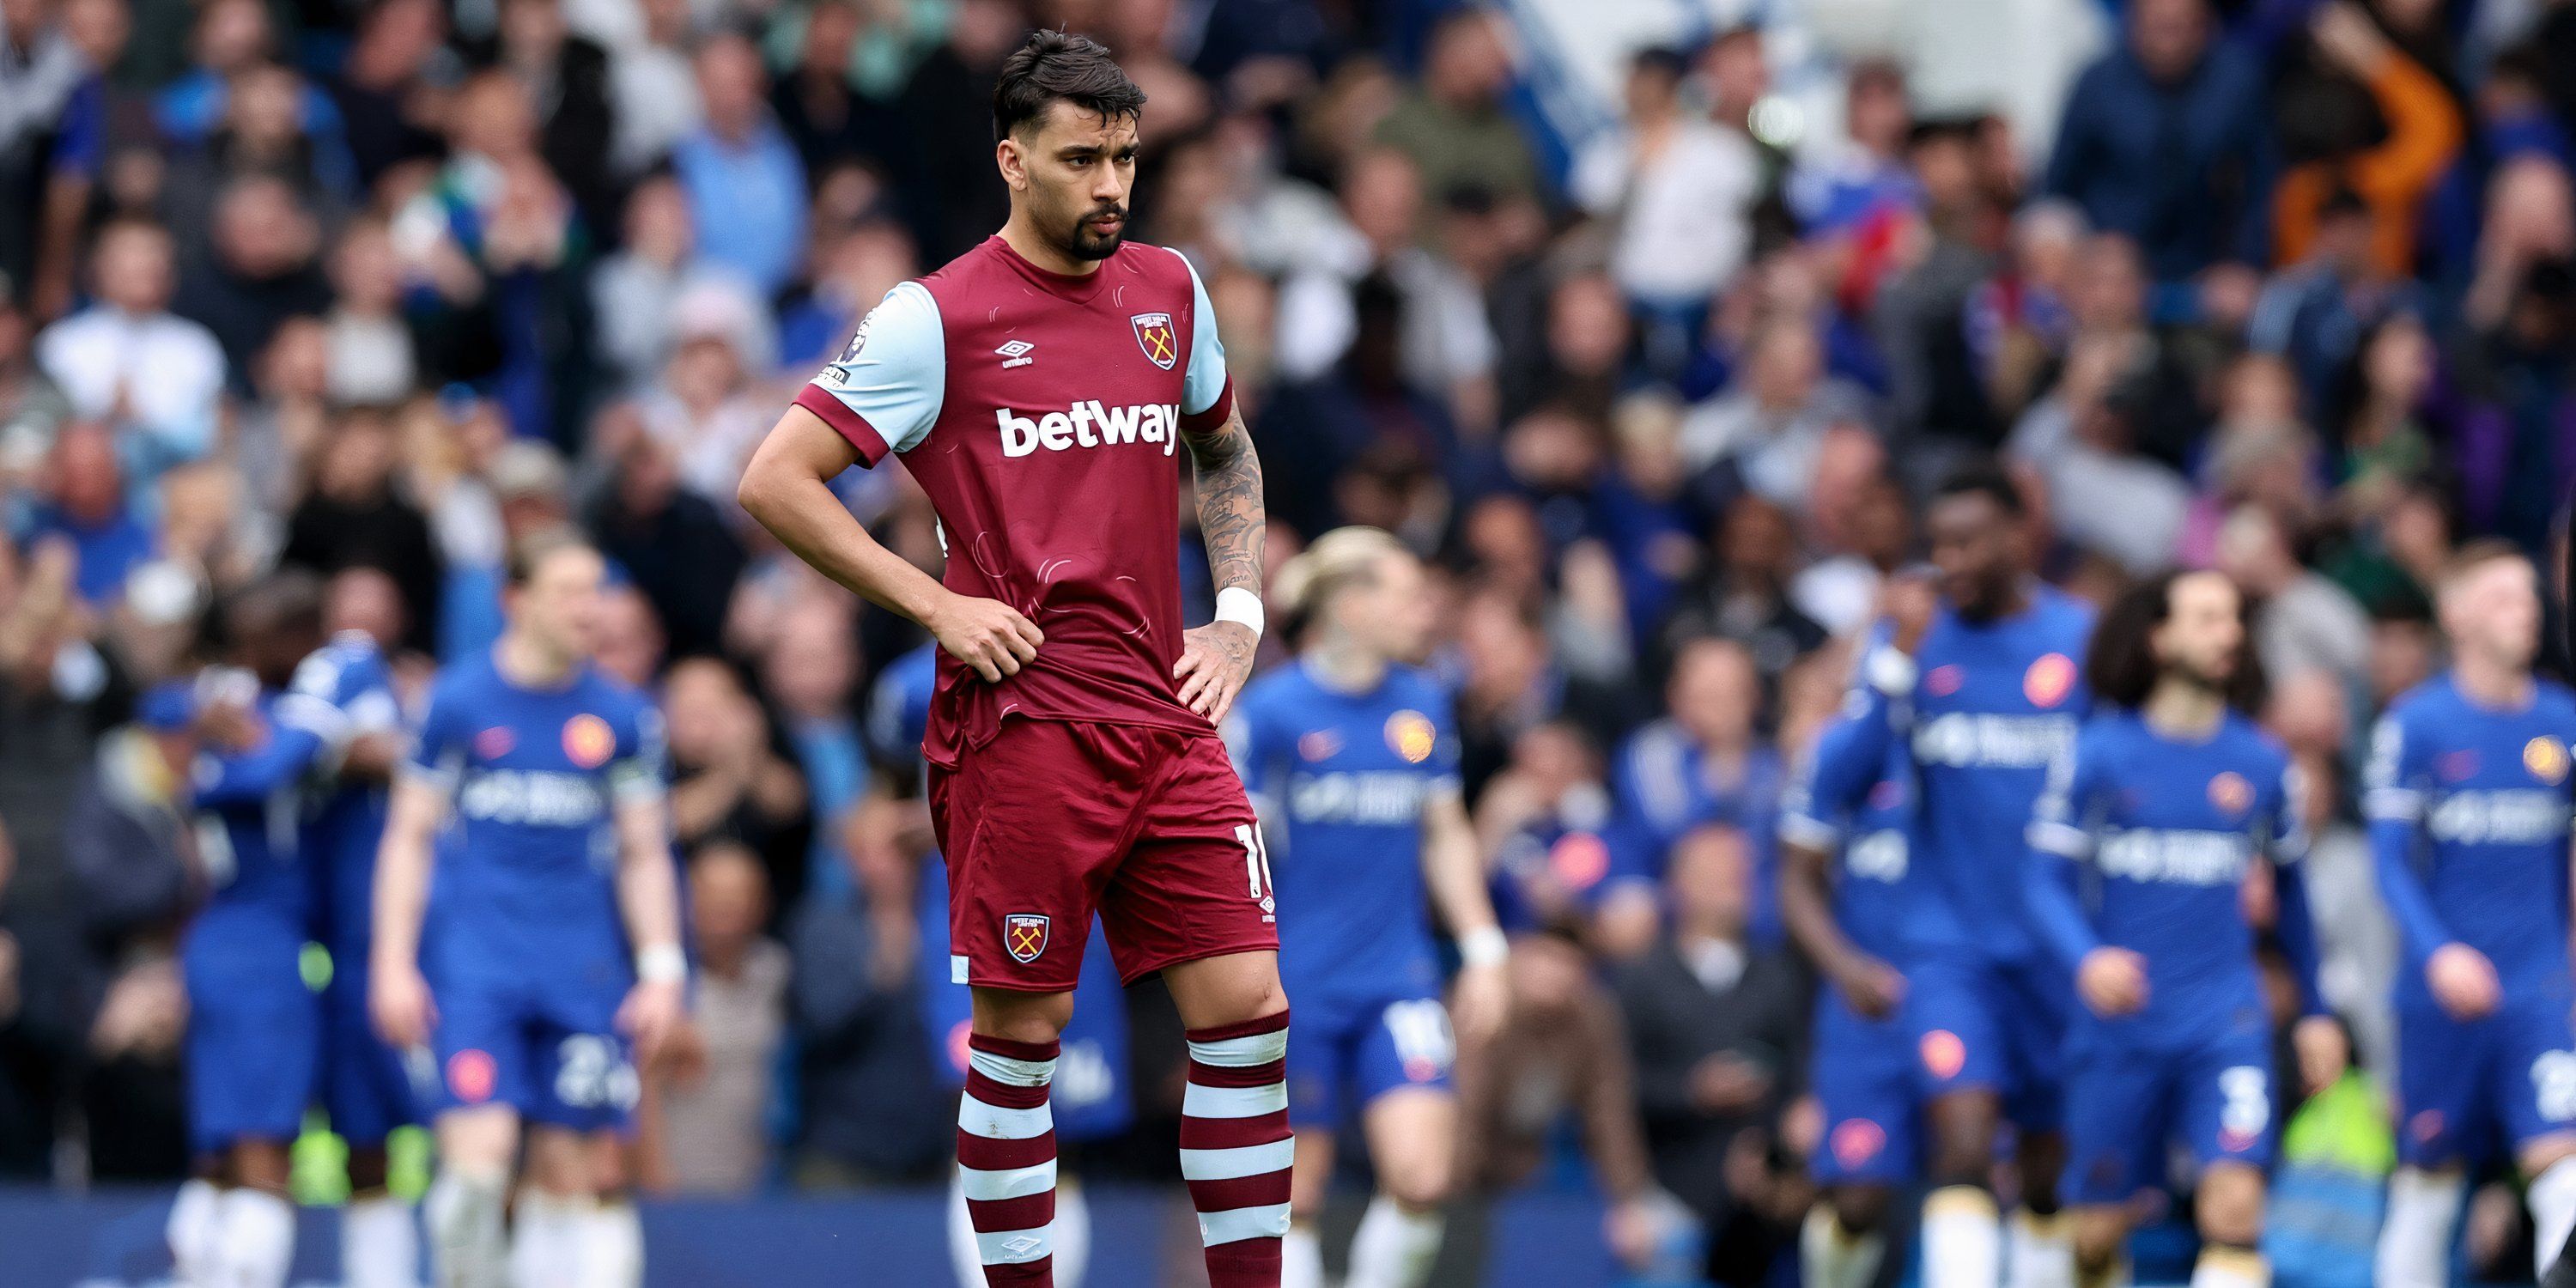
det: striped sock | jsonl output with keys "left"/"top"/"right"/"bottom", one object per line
{"left": 958, "top": 1033, "right": 1060, "bottom": 1287}
{"left": 1182, "top": 1011, "right": 1293, "bottom": 1287}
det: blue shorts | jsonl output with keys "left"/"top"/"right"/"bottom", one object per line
{"left": 424, "top": 945, "right": 636, "bottom": 1133}
{"left": 1810, "top": 993, "right": 1919, "bottom": 1186}
{"left": 322, "top": 957, "right": 419, "bottom": 1146}
{"left": 1905, "top": 951, "right": 2069, "bottom": 1132}
{"left": 2396, "top": 977, "right": 2576, "bottom": 1168}
{"left": 2064, "top": 1024, "right": 2275, "bottom": 1205}
{"left": 1285, "top": 992, "right": 1456, "bottom": 1128}
{"left": 183, "top": 926, "right": 319, "bottom": 1155}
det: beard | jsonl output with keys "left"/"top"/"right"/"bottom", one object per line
{"left": 1057, "top": 204, "right": 1127, "bottom": 261}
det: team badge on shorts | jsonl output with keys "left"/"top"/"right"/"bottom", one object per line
{"left": 562, "top": 714, "right": 616, "bottom": 769}
{"left": 2024, "top": 653, "right": 2076, "bottom": 708}
{"left": 1131, "top": 312, "right": 1178, "bottom": 370}
{"left": 1004, "top": 914, "right": 1051, "bottom": 963}
{"left": 2527, "top": 736, "right": 2569, "bottom": 784}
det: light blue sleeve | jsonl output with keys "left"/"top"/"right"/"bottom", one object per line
{"left": 802, "top": 282, "right": 946, "bottom": 459}
{"left": 1176, "top": 251, "right": 1228, "bottom": 418}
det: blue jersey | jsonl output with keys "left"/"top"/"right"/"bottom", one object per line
{"left": 2027, "top": 711, "right": 2317, "bottom": 1046}
{"left": 2365, "top": 672, "right": 2576, "bottom": 993}
{"left": 1851, "top": 585, "right": 2093, "bottom": 959}
{"left": 1611, "top": 721, "right": 1786, "bottom": 945}
{"left": 293, "top": 633, "right": 403, "bottom": 953}
{"left": 186, "top": 683, "right": 344, "bottom": 975}
{"left": 406, "top": 651, "right": 664, "bottom": 975}
{"left": 1779, "top": 708, "right": 1917, "bottom": 964}
{"left": 870, "top": 642, "right": 1132, "bottom": 1139}
{"left": 1227, "top": 659, "right": 1459, "bottom": 1005}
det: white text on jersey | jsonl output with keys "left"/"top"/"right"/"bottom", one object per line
{"left": 997, "top": 402, "right": 1182, "bottom": 459}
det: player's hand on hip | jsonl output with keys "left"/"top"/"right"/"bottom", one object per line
{"left": 1174, "top": 620, "right": 1256, "bottom": 721}
{"left": 2076, "top": 946, "right": 2150, "bottom": 1018}
{"left": 927, "top": 592, "right": 1043, "bottom": 683}
{"left": 2427, "top": 942, "right": 2503, "bottom": 1020}
{"left": 369, "top": 960, "right": 437, "bottom": 1050}
{"left": 617, "top": 978, "right": 689, "bottom": 1063}
{"left": 2292, "top": 1014, "right": 2350, "bottom": 1094}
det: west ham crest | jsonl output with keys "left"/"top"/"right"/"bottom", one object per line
{"left": 1003, "top": 913, "right": 1051, "bottom": 963}
{"left": 1131, "top": 312, "right": 1177, "bottom": 370}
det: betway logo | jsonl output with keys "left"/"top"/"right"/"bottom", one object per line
{"left": 998, "top": 402, "right": 1183, "bottom": 458}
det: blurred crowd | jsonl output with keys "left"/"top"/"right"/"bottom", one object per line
{"left": 0, "top": 0, "right": 2572, "bottom": 1278}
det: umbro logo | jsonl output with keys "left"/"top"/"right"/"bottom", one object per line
{"left": 996, "top": 339, "right": 1036, "bottom": 368}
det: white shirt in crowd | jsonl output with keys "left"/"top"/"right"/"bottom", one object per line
{"left": 36, "top": 307, "right": 227, "bottom": 464}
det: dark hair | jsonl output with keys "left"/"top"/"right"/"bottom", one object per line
{"left": 992, "top": 30, "right": 1146, "bottom": 143}
{"left": 2086, "top": 569, "right": 2266, "bottom": 713}
{"left": 1932, "top": 461, "right": 2026, "bottom": 518}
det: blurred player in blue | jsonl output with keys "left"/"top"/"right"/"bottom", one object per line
{"left": 1842, "top": 468, "right": 2093, "bottom": 1288}
{"left": 1777, "top": 620, "right": 1928, "bottom": 1288}
{"left": 2364, "top": 541, "right": 2576, "bottom": 1288}
{"left": 370, "top": 531, "right": 686, "bottom": 1288}
{"left": 171, "top": 572, "right": 337, "bottom": 1288}
{"left": 1227, "top": 529, "right": 1509, "bottom": 1288}
{"left": 295, "top": 567, "right": 421, "bottom": 1288}
{"left": 866, "top": 639, "right": 1134, "bottom": 1288}
{"left": 2022, "top": 569, "right": 2339, "bottom": 1288}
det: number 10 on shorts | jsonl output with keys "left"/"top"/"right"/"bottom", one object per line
{"left": 1236, "top": 823, "right": 1276, "bottom": 920}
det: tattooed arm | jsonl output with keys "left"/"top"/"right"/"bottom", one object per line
{"left": 1172, "top": 404, "right": 1265, "bottom": 721}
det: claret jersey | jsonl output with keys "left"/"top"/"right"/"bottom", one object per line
{"left": 794, "top": 236, "right": 1234, "bottom": 767}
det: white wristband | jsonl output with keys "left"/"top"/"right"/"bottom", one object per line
{"left": 1460, "top": 927, "right": 1510, "bottom": 969}
{"left": 1215, "top": 586, "right": 1265, "bottom": 638}
{"left": 1863, "top": 646, "right": 1917, "bottom": 697}
{"left": 636, "top": 943, "right": 688, "bottom": 985}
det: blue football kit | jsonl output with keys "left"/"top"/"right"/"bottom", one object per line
{"left": 1847, "top": 585, "right": 2093, "bottom": 1126}
{"left": 1229, "top": 659, "right": 1461, "bottom": 1127}
{"left": 871, "top": 643, "right": 1133, "bottom": 1141}
{"left": 2026, "top": 711, "right": 2322, "bottom": 1202}
{"left": 2365, "top": 672, "right": 2576, "bottom": 1167}
{"left": 404, "top": 651, "right": 663, "bottom": 1129}
{"left": 1780, "top": 708, "right": 1923, "bottom": 1186}
{"left": 183, "top": 682, "right": 343, "bottom": 1152}
{"left": 292, "top": 632, "right": 419, "bottom": 1145}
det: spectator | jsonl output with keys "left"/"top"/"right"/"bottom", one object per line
{"left": 662, "top": 656, "right": 809, "bottom": 918}
{"left": 1454, "top": 932, "right": 1664, "bottom": 1275}
{"left": 2045, "top": 0, "right": 2272, "bottom": 283}
{"left": 36, "top": 219, "right": 225, "bottom": 474}
{"left": 280, "top": 407, "right": 442, "bottom": 652}
{"left": 1615, "top": 825, "right": 1807, "bottom": 1286}
{"left": 644, "top": 841, "right": 788, "bottom": 1196}
{"left": 395, "top": 69, "right": 594, "bottom": 447}
{"left": 2272, "top": 4, "right": 2463, "bottom": 279}
{"left": 1680, "top": 318, "right": 1872, "bottom": 510}
{"left": 587, "top": 432, "right": 744, "bottom": 660}
{"left": 170, "top": 175, "right": 332, "bottom": 389}
{"left": 1571, "top": 47, "right": 1760, "bottom": 322}
{"left": 0, "top": 0, "right": 90, "bottom": 307}
{"left": 605, "top": 0, "right": 701, "bottom": 176}
{"left": 1373, "top": 9, "right": 1538, "bottom": 205}
{"left": 2217, "top": 503, "right": 2372, "bottom": 699}
{"left": 635, "top": 289, "right": 771, "bottom": 503}
{"left": 1660, "top": 495, "right": 1829, "bottom": 686}
{"left": 1608, "top": 633, "right": 1784, "bottom": 917}
{"left": 58, "top": 683, "right": 198, "bottom": 1181}
{"left": 22, "top": 422, "right": 149, "bottom": 607}
{"left": 768, "top": 1, "right": 898, "bottom": 190}
{"left": 758, "top": 598, "right": 866, "bottom": 901}
{"left": 160, "top": 61, "right": 355, "bottom": 262}
{"left": 673, "top": 32, "right": 807, "bottom": 299}
{"left": 321, "top": 216, "right": 417, "bottom": 407}
{"left": 470, "top": 0, "right": 616, "bottom": 228}
{"left": 325, "top": 0, "right": 446, "bottom": 191}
